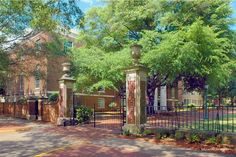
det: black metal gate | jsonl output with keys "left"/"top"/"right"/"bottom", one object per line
{"left": 35, "top": 100, "right": 39, "bottom": 120}
{"left": 93, "top": 97, "right": 126, "bottom": 132}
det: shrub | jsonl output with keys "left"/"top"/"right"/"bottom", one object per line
{"left": 197, "top": 131, "right": 216, "bottom": 141}
{"left": 222, "top": 135, "right": 231, "bottom": 145}
{"left": 49, "top": 93, "right": 59, "bottom": 102}
{"left": 155, "top": 128, "right": 175, "bottom": 139}
{"left": 75, "top": 105, "right": 93, "bottom": 123}
{"left": 108, "top": 102, "right": 116, "bottom": 109}
{"left": 17, "top": 98, "right": 27, "bottom": 104}
{"left": 123, "top": 130, "right": 130, "bottom": 136}
{"left": 143, "top": 129, "right": 153, "bottom": 136}
{"left": 156, "top": 133, "right": 162, "bottom": 140}
{"left": 186, "top": 131, "right": 201, "bottom": 143}
{"left": 205, "top": 136, "right": 217, "bottom": 145}
{"left": 175, "top": 130, "right": 185, "bottom": 141}
{"left": 207, "top": 103, "right": 215, "bottom": 108}
{"left": 216, "top": 134, "right": 223, "bottom": 144}
{"left": 224, "top": 103, "right": 233, "bottom": 107}
{"left": 187, "top": 103, "right": 196, "bottom": 108}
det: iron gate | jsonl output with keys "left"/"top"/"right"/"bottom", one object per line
{"left": 93, "top": 97, "right": 126, "bottom": 132}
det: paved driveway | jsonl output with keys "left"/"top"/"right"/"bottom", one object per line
{"left": 0, "top": 116, "right": 235, "bottom": 157}
{"left": 0, "top": 117, "right": 78, "bottom": 157}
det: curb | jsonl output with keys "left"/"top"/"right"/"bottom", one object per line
{"left": 34, "top": 141, "right": 90, "bottom": 157}
{"left": 0, "top": 126, "right": 31, "bottom": 133}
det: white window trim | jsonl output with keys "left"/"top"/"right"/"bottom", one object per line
{"left": 98, "top": 98, "right": 105, "bottom": 109}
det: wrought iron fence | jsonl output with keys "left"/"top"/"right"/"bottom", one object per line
{"left": 92, "top": 104, "right": 126, "bottom": 132}
{"left": 147, "top": 105, "right": 236, "bottom": 133}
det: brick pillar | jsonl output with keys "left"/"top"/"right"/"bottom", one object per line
{"left": 57, "top": 63, "right": 75, "bottom": 125}
{"left": 26, "top": 97, "right": 37, "bottom": 120}
{"left": 122, "top": 44, "right": 147, "bottom": 134}
{"left": 38, "top": 96, "right": 48, "bottom": 121}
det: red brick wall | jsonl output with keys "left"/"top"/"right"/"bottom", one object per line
{"left": 42, "top": 103, "right": 59, "bottom": 123}
{"left": 6, "top": 32, "right": 70, "bottom": 95}
{"left": 14, "top": 104, "right": 28, "bottom": 118}
{"left": 47, "top": 56, "right": 68, "bottom": 92}
{"left": 76, "top": 95, "right": 121, "bottom": 111}
{"left": 0, "top": 103, "right": 28, "bottom": 118}
{"left": 0, "top": 101, "right": 59, "bottom": 123}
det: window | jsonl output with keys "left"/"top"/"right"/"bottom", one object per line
{"left": 35, "top": 65, "right": 40, "bottom": 88}
{"left": 64, "top": 41, "right": 73, "bottom": 53}
{"left": 184, "top": 99, "right": 190, "bottom": 105}
{"left": 19, "top": 74, "right": 24, "bottom": 92}
{"left": 35, "top": 78, "right": 40, "bottom": 89}
{"left": 184, "top": 99, "right": 187, "bottom": 105}
{"left": 98, "top": 86, "right": 105, "bottom": 93}
{"left": 35, "top": 39, "right": 42, "bottom": 52}
{"left": 171, "top": 88, "right": 175, "bottom": 98}
{"left": 98, "top": 98, "right": 105, "bottom": 109}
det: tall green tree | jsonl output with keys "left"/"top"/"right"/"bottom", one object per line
{"left": 72, "top": 0, "right": 235, "bottom": 102}
{"left": 0, "top": 0, "right": 83, "bottom": 89}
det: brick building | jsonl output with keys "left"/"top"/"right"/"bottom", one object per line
{"left": 3, "top": 31, "right": 202, "bottom": 110}
{"left": 152, "top": 82, "right": 203, "bottom": 111}
{"left": 4, "top": 31, "right": 122, "bottom": 111}
{"left": 5, "top": 32, "right": 69, "bottom": 99}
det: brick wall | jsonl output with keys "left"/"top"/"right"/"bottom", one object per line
{"left": 0, "top": 102, "right": 28, "bottom": 118}
{"left": 76, "top": 95, "right": 121, "bottom": 111}
{"left": 42, "top": 103, "right": 59, "bottom": 123}
{"left": 47, "top": 56, "right": 68, "bottom": 92}
{"left": 0, "top": 100, "right": 59, "bottom": 123}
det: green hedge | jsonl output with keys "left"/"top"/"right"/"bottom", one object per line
{"left": 48, "top": 93, "right": 59, "bottom": 102}
{"left": 75, "top": 105, "right": 93, "bottom": 123}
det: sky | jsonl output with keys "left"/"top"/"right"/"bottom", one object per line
{"left": 78, "top": 0, "right": 236, "bottom": 30}
{"left": 78, "top": 0, "right": 105, "bottom": 12}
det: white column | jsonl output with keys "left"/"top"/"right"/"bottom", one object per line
{"left": 160, "top": 85, "right": 167, "bottom": 111}
{"left": 154, "top": 87, "right": 158, "bottom": 111}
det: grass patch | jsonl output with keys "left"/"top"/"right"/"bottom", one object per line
{"left": 181, "top": 114, "right": 236, "bottom": 133}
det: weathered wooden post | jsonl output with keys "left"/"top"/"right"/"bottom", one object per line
{"left": 122, "top": 44, "right": 148, "bottom": 134}
{"left": 57, "top": 62, "right": 76, "bottom": 125}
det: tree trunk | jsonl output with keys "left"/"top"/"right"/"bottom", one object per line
{"left": 218, "top": 92, "right": 221, "bottom": 106}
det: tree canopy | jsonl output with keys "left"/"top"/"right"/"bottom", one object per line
{"left": 0, "top": 0, "right": 83, "bottom": 88}
{"left": 71, "top": 0, "right": 236, "bottom": 95}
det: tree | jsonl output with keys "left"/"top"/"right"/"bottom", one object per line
{"left": 0, "top": 0, "right": 83, "bottom": 89}
{"left": 72, "top": 0, "right": 235, "bottom": 103}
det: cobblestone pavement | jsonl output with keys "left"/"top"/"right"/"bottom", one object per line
{"left": 0, "top": 116, "right": 235, "bottom": 157}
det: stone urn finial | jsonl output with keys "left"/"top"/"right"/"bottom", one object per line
{"left": 131, "top": 44, "right": 142, "bottom": 65}
{"left": 62, "top": 62, "right": 71, "bottom": 77}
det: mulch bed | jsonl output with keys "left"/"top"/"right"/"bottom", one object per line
{"left": 117, "top": 135, "right": 236, "bottom": 155}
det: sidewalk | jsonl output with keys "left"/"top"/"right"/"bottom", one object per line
{"left": 0, "top": 116, "right": 234, "bottom": 157}
{"left": 39, "top": 137, "right": 235, "bottom": 157}
{"left": 38, "top": 126, "right": 235, "bottom": 157}
{"left": 0, "top": 116, "right": 31, "bottom": 133}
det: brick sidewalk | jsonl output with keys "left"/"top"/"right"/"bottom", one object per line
{"left": 0, "top": 116, "right": 33, "bottom": 133}
{"left": 38, "top": 126, "right": 235, "bottom": 157}
{"left": 39, "top": 143, "right": 151, "bottom": 157}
